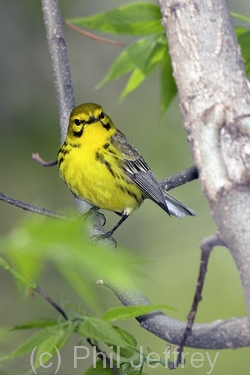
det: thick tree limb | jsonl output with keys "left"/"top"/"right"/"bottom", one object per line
{"left": 41, "top": 0, "right": 102, "bottom": 228}
{"left": 41, "top": 0, "right": 75, "bottom": 142}
{"left": 159, "top": 0, "right": 250, "bottom": 314}
{"left": 104, "top": 280, "right": 250, "bottom": 349}
{"left": 157, "top": 0, "right": 250, "bottom": 344}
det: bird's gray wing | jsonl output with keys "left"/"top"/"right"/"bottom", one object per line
{"left": 112, "top": 130, "right": 195, "bottom": 218}
{"left": 111, "top": 130, "right": 170, "bottom": 214}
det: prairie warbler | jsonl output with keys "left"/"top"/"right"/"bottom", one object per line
{"left": 58, "top": 103, "right": 195, "bottom": 237}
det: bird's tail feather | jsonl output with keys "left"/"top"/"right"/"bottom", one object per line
{"left": 163, "top": 191, "right": 195, "bottom": 218}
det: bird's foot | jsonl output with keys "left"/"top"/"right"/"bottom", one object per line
{"left": 91, "top": 232, "right": 117, "bottom": 247}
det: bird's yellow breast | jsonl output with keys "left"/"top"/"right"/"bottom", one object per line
{"left": 58, "top": 122, "right": 144, "bottom": 214}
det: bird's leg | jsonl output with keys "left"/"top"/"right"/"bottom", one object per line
{"left": 91, "top": 214, "right": 129, "bottom": 247}
{"left": 105, "top": 214, "right": 129, "bottom": 237}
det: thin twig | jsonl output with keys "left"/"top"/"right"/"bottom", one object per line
{"left": 32, "top": 152, "right": 57, "bottom": 167}
{"left": 176, "top": 233, "right": 224, "bottom": 365}
{"left": 0, "top": 192, "right": 69, "bottom": 220}
{"left": 159, "top": 166, "right": 199, "bottom": 191}
{"left": 64, "top": 20, "right": 126, "bottom": 47}
{"left": 35, "top": 285, "right": 68, "bottom": 320}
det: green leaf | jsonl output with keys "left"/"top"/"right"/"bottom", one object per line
{"left": 0, "top": 256, "right": 9, "bottom": 269}
{"left": 34, "top": 322, "right": 75, "bottom": 369}
{"left": 0, "top": 330, "right": 50, "bottom": 362}
{"left": 160, "top": 47, "right": 177, "bottom": 118}
{"left": 102, "top": 304, "right": 173, "bottom": 321}
{"left": 67, "top": 3, "right": 163, "bottom": 36}
{"left": 97, "top": 36, "right": 160, "bottom": 88}
{"left": 3, "top": 318, "right": 59, "bottom": 333}
{"left": 77, "top": 318, "right": 128, "bottom": 348}
{"left": 0, "top": 322, "right": 75, "bottom": 371}
{"left": 120, "top": 36, "right": 166, "bottom": 100}
{"left": 237, "top": 29, "right": 250, "bottom": 78}
{"left": 112, "top": 327, "right": 137, "bottom": 358}
{"left": 231, "top": 12, "right": 250, "bottom": 25}
{"left": 0, "top": 327, "right": 60, "bottom": 361}
{"left": 0, "top": 256, "right": 36, "bottom": 289}
{"left": 84, "top": 359, "right": 115, "bottom": 375}
{"left": 65, "top": 2, "right": 177, "bottom": 116}
{"left": 97, "top": 33, "right": 170, "bottom": 102}
{"left": 0, "top": 216, "right": 141, "bottom": 307}
{"left": 235, "top": 26, "right": 249, "bottom": 37}
{"left": 56, "top": 263, "right": 102, "bottom": 312}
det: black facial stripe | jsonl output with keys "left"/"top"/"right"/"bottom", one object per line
{"left": 102, "top": 122, "right": 111, "bottom": 130}
{"left": 73, "top": 128, "right": 83, "bottom": 138}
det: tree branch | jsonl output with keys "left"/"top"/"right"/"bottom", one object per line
{"left": 156, "top": 0, "right": 250, "bottom": 346}
{"left": 41, "top": 0, "right": 75, "bottom": 143}
{"left": 0, "top": 192, "right": 69, "bottom": 220}
{"left": 35, "top": 285, "right": 68, "bottom": 320}
{"left": 177, "top": 234, "right": 223, "bottom": 362}
{"left": 102, "top": 279, "right": 250, "bottom": 349}
{"left": 159, "top": 166, "right": 198, "bottom": 191}
{"left": 40, "top": 0, "right": 104, "bottom": 237}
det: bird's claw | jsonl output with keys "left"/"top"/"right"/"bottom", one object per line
{"left": 91, "top": 232, "right": 117, "bottom": 247}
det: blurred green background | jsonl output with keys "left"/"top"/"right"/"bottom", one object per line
{"left": 0, "top": 0, "right": 249, "bottom": 374}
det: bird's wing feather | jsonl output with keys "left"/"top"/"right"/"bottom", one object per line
{"left": 111, "top": 130, "right": 170, "bottom": 214}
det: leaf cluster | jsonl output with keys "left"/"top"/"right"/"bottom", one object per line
{"left": 67, "top": 2, "right": 177, "bottom": 118}
{"left": 66, "top": 2, "right": 250, "bottom": 119}
{"left": 0, "top": 302, "right": 170, "bottom": 373}
{"left": 0, "top": 217, "right": 172, "bottom": 373}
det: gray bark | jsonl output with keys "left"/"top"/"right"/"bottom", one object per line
{"left": 158, "top": 0, "right": 250, "bottom": 342}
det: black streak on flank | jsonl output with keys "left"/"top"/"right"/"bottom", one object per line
{"left": 103, "top": 143, "right": 110, "bottom": 149}
{"left": 73, "top": 128, "right": 83, "bottom": 138}
{"left": 59, "top": 148, "right": 70, "bottom": 156}
{"left": 102, "top": 143, "right": 119, "bottom": 158}
{"left": 125, "top": 188, "right": 141, "bottom": 203}
{"left": 102, "top": 122, "right": 111, "bottom": 131}
{"left": 108, "top": 148, "right": 118, "bottom": 156}
{"left": 69, "top": 142, "right": 80, "bottom": 148}
{"left": 115, "top": 183, "right": 126, "bottom": 193}
{"left": 58, "top": 157, "right": 64, "bottom": 168}
{"left": 96, "top": 151, "right": 115, "bottom": 177}
{"left": 115, "top": 183, "right": 141, "bottom": 203}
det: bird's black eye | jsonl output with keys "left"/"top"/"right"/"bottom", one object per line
{"left": 74, "top": 119, "right": 82, "bottom": 126}
{"left": 99, "top": 112, "right": 105, "bottom": 120}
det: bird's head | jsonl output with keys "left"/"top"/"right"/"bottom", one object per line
{"left": 67, "top": 103, "right": 115, "bottom": 140}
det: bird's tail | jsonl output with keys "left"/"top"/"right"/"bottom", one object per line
{"left": 163, "top": 191, "right": 195, "bottom": 218}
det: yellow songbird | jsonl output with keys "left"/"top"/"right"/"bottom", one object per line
{"left": 58, "top": 103, "right": 195, "bottom": 237}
